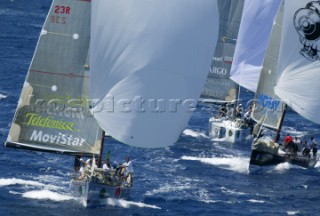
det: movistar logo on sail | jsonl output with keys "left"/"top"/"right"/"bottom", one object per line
{"left": 257, "top": 94, "right": 280, "bottom": 112}
{"left": 24, "top": 113, "right": 75, "bottom": 131}
{"left": 30, "top": 130, "right": 85, "bottom": 147}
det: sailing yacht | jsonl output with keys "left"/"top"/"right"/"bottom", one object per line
{"left": 4, "top": 0, "right": 220, "bottom": 206}
{"left": 249, "top": 0, "right": 320, "bottom": 169}
{"left": 201, "top": 0, "right": 280, "bottom": 143}
{"left": 200, "top": 0, "right": 246, "bottom": 143}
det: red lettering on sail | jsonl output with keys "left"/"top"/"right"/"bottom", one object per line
{"left": 54, "top": 5, "right": 59, "bottom": 13}
{"left": 54, "top": 5, "right": 71, "bottom": 14}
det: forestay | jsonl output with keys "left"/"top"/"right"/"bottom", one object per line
{"left": 230, "top": 0, "right": 281, "bottom": 92}
{"left": 5, "top": 0, "right": 103, "bottom": 155}
{"left": 90, "top": 0, "right": 219, "bottom": 148}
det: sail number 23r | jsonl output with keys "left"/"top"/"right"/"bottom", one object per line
{"left": 51, "top": 5, "right": 71, "bottom": 25}
{"left": 54, "top": 5, "right": 71, "bottom": 14}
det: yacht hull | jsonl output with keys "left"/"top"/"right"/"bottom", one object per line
{"left": 209, "top": 117, "right": 251, "bottom": 143}
{"left": 70, "top": 179, "right": 131, "bottom": 207}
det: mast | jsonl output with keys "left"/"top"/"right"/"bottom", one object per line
{"left": 274, "top": 104, "right": 287, "bottom": 143}
{"left": 98, "top": 131, "right": 105, "bottom": 168}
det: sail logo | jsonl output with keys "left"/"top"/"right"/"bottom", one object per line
{"left": 30, "top": 130, "right": 85, "bottom": 147}
{"left": 294, "top": 1, "right": 320, "bottom": 61}
{"left": 257, "top": 94, "right": 280, "bottom": 112}
{"left": 209, "top": 67, "right": 227, "bottom": 75}
{"left": 24, "top": 113, "right": 75, "bottom": 131}
{"left": 212, "top": 56, "right": 233, "bottom": 64}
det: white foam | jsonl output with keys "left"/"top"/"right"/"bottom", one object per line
{"left": 0, "top": 178, "right": 45, "bottom": 187}
{"left": 282, "top": 127, "right": 308, "bottom": 138}
{"left": 0, "top": 94, "right": 7, "bottom": 100}
{"left": 23, "top": 190, "right": 76, "bottom": 201}
{"left": 145, "top": 183, "right": 192, "bottom": 196}
{"left": 181, "top": 156, "right": 250, "bottom": 174}
{"left": 106, "top": 198, "right": 161, "bottom": 209}
{"left": 221, "top": 187, "right": 247, "bottom": 196}
{"left": 314, "top": 161, "right": 320, "bottom": 168}
{"left": 247, "top": 199, "right": 266, "bottom": 203}
{"left": 201, "top": 200, "right": 233, "bottom": 204}
{"left": 268, "top": 162, "right": 304, "bottom": 173}
{"left": 9, "top": 190, "right": 22, "bottom": 195}
{"left": 287, "top": 211, "right": 300, "bottom": 215}
{"left": 0, "top": 177, "right": 64, "bottom": 192}
{"left": 183, "top": 129, "right": 208, "bottom": 138}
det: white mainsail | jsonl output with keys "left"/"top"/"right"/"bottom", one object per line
{"left": 90, "top": 0, "right": 219, "bottom": 148}
{"left": 251, "top": 0, "right": 284, "bottom": 130}
{"left": 275, "top": 0, "right": 320, "bottom": 125}
{"left": 5, "top": 0, "right": 103, "bottom": 155}
{"left": 200, "top": 0, "right": 244, "bottom": 103}
{"left": 230, "top": 0, "right": 281, "bottom": 93}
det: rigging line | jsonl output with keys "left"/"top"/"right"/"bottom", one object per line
{"left": 46, "top": 31, "right": 75, "bottom": 38}
{"left": 235, "top": 39, "right": 242, "bottom": 108}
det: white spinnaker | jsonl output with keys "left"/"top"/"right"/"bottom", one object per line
{"left": 275, "top": 0, "right": 320, "bottom": 125}
{"left": 90, "top": 0, "right": 219, "bottom": 148}
{"left": 230, "top": 0, "right": 280, "bottom": 92}
{"left": 276, "top": 60, "right": 320, "bottom": 124}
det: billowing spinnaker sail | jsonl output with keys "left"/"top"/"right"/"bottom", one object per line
{"left": 251, "top": 1, "right": 285, "bottom": 130}
{"left": 90, "top": 0, "right": 219, "bottom": 148}
{"left": 200, "top": 0, "right": 244, "bottom": 103}
{"left": 275, "top": 0, "right": 320, "bottom": 125}
{"left": 230, "top": 0, "right": 281, "bottom": 92}
{"left": 5, "top": 0, "right": 103, "bottom": 155}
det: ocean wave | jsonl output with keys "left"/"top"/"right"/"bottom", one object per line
{"left": 247, "top": 199, "right": 266, "bottom": 203}
{"left": 0, "top": 178, "right": 45, "bottom": 187}
{"left": 201, "top": 199, "right": 233, "bottom": 204}
{"left": 314, "top": 161, "right": 320, "bottom": 168}
{"left": 220, "top": 187, "right": 247, "bottom": 196}
{"left": 22, "top": 190, "right": 76, "bottom": 201}
{"left": 0, "top": 94, "right": 7, "bottom": 100}
{"left": 145, "top": 182, "right": 192, "bottom": 196}
{"left": 0, "top": 7, "right": 45, "bottom": 18}
{"left": 0, "top": 177, "right": 65, "bottom": 192}
{"left": 34, "top": 175, "right": 69, "bottom": 187}
{"left": 181, "top": 156, "right": 250, "bottom": 174}
{"left": 182, "top": 129, "right": 208, "bottom": 138}
{"left": 106, "top": 198, "right": 161, "bottom": 209}
{"left": 9, "top": 190, "right": 22, "bottom": 195}
{"left": 287, "top": 211, "right": 300, "bottom": 215}
{"left": 282, "top": 126, "right": 308, "bottom": 138}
